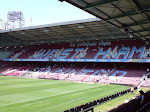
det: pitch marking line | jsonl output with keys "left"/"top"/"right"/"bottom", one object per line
{"left": 0, "top": 85, "right": 104, "bottom": 107}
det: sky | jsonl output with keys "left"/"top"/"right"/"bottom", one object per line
{"left": 0, "top": 0, "right": 95, "bottom": 28}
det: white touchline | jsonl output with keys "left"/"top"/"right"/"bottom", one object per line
{"left": 0, "top": 85, "right": 103, "bottom": 107}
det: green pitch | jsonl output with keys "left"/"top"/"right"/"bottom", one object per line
{"left": 0, "top": 76, "right": 129, "bottom": 112}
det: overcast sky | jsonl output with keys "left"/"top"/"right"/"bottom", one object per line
{"left": 0, "top": 0, "right": 95, "bottom": 27}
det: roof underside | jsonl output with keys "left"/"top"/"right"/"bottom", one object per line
{"left": 0, "top": 18, "right": 129, "bottom": 47}
{"left": 59, "top": 0, "right": 150, "bottom": 42}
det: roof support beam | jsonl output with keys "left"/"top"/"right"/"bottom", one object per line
{"left": 79, "top": 23, "right": 97, "bottom": 38}
{"left": 60, "top": 25, "right": 81, "bottom": 40}
{"left": 98, "top": 21, "right": 115, "bottom": 36}
{"left": 82, "top": 35, "right": 129, "bottom": 40}
{"left": 127, "top": 0, "right": 150, "bottom": 24}
{"left": 123, "top": 20, "right": 149, "bottom": 27}
{"left": 73, "top": 0, "right": 88, "bottom": 6}
{"left": 132, "top": 27, "right": 150, "bottom": 33}
{"left": 46, "top": 27, "right": 64, "bottom": 39}
{"left": 64, "top": 25, "right": 84, "bottom": 38}
{"left": 126, "top": 0, "right": 150, "bottom": 37}
{"left": 145, "top": 36, "right": 150, "bottom": 39}
{"left": 106, "top": 9, "right": 150, "bottom": 20}
{"left": 0, "top": 34, "right": 25, "bottom": 47}
{"left": 142, "top": 34, "right": 150, "bottom": 39}
{"left": 0, "top": 33, "right": 23, "bottom": 43}
{"left": 84, "top": 0, "right": 119, "bottom": 10}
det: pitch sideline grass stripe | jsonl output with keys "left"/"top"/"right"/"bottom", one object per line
{"left": 0, "top": 84, "right": 104, "bottom": 107}
{"left": 35, "top": 91, "right": 99, "bottom": 112}
{"left": 0, "top": 81, "right": 78, "bottom": 95}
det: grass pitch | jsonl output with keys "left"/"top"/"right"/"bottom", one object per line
{"left": 0, "top": 76, "right": 130, "bottom": 112}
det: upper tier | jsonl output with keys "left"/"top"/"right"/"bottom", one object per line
{"left": 4, "top": 39, "right": 150, "bottom": 62}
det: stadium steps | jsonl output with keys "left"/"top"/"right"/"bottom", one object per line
{"left": 108, "top": 64, "right": 119, "bottom": 76}
{"left": 75, "top": 64, "right": 89, "bottom": 75}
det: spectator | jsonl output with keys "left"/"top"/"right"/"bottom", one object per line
{"left": 130, "top": 87, "right": 134, "bottom": 95}
{"left": 139, "top": 90, "right": 145, "bottom": 104}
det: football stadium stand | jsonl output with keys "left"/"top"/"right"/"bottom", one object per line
{"left": 1, "top": 40, "right": 149, "bottom": 87}
{"left": 0, "top": 0, "right": 150, "bottom": 111}
{"left": 4, "top": 39, "right": 150, "bottom": 61}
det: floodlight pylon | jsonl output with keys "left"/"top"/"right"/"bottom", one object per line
{"left": 6, "top": 11, "right": 25, "bottom": 29}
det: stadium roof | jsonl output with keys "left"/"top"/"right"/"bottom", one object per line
{"left": 59, "top": 0, "right": 150, "bottom": 42}
{"left": 0, "top": 18, "right": 129, "bottom": 47}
